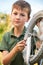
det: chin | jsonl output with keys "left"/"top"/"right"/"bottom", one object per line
{"left": 15, "top": 23, "right": 21, "bottom": 26}
{"left": 14, "top": 24, "right": 20, "bottom": 27}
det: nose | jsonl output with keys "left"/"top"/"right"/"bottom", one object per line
{"left": 16, "top": 14, "right": 20, "bottom": 20}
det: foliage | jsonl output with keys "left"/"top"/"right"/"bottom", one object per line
{"left": 0, "top": 13, "right": 11, "bottom": 41}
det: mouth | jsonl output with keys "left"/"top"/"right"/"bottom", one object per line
{"left": 15, "top": 20, "right": 20, "bottom": 23}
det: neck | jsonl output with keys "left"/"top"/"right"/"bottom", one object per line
{"left": 14, "top": 26, "right": 24, "bottom": 37}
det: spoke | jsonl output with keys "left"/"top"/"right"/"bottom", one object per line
{"left": 28, "top": 33, "right": 37, "bottom": 37}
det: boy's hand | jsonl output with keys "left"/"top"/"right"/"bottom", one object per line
{"left": 14, "top": 40, "right": 26, "bottom": 52}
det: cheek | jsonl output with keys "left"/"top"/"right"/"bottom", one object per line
{"left": 22, "top": 17, "right": 28, "bottom": 23}
{"left": 11, "top": 14, "right": 15, "bottom": 20}
{"left": 21, "top": 19, "right": 26, "bottom": 24}
{"left": 11, "top": 16, "right": 14, "bottom": 20}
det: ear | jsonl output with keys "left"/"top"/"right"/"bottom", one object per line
{"left": 26, "top": 16, "right": 30, "bottom": 22}
{"left": 28, "top": 16, "right": 30, "bottom": 20}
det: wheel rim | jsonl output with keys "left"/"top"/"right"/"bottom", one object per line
{"left": 24, "top": 10, "right": 43, "bottom": 64}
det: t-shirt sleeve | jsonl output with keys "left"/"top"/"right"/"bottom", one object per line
{"left": 0, "top": 33, "right": 9, "bottom": 51}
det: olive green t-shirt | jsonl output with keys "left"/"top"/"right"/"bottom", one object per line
{"left": 0, "top": 27, "right": 26, "bottom": 65}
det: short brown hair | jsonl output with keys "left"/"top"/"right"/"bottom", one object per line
{"left": 12, "top": 0, "right": 31, "bottom": 18}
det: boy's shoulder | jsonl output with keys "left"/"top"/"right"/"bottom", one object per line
{"left": 4, "top": 31, "right": 10, "bottom": 36}
{"left": 4, "top": 28, "right": 12, "bottom": 37}
{"left": 3, "top": 31, "right": 11, "bottom": 41}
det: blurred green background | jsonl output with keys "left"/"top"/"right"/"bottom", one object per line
{"left": 0, "top": 12, "right": 11, "bottom": 42}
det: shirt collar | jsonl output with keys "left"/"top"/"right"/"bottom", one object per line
{"left": 10, "top": 27, "right": 26, "bottom": 37}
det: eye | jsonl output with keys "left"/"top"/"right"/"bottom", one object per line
{"left": 13, "top": 12, "right": 18, "bottom": 15}
{"left": 20, "top": 13, "right": 25, "bottom": 16}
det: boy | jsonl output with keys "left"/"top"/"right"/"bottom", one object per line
{"left": 0, "top": 0, "right": 31, "bottom": 65}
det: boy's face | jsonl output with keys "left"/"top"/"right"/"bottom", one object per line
{"left": 11, "top": 8, "right": 29, "bottom": 27}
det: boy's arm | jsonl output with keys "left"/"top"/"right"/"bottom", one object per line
{"left": 2, "top": 47, "right": 18, "bottom": 65}
{"left": 2, "top": 40, "right": 26, "bottom": 65}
